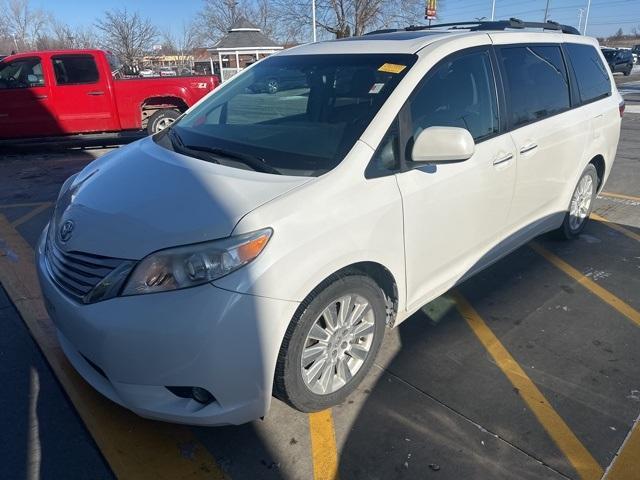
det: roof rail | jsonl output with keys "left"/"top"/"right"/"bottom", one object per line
{"left": 366, "top": 18, "right": 580, "bottom": 36}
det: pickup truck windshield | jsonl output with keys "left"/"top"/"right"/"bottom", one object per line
{"left": 164, "top": 53, "right": 416, "bottom": 176}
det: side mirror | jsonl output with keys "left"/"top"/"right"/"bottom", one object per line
{"left": 411, "top": 126, "right": 475, "bottom": 164}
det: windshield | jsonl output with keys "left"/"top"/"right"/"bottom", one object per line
{"left": 161, "top": 53, "right": 416, "bottom": 176}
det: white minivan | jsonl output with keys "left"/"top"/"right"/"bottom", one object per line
{"left": 37, "top": 20, "right": 622, "bottom": 426}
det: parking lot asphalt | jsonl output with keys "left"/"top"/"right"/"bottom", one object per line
{"left": 1, "top": 87, "right": 639, "bottom": 480}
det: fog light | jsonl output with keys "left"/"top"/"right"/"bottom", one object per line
{"left": 191, "top": 387, "right": 214, "bottom": 404}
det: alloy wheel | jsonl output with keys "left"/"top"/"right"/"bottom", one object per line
{"left": 301, "top": 294, "right": 375, "bottom": 395}
{"left": 569, "top": 174, "right": 594, "bottom": 231}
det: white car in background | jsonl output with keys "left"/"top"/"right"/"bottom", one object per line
{"left": 139, "top": 68, "right": 156, "bottom": 77}
{"left": 37, "top": 20, "right": 622, "bottom": 426}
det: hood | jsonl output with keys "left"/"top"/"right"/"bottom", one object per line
{"left": 52, "top": 137, "right": 311, "bottom": 259}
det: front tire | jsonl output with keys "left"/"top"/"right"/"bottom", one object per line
{"left": 147, "top": 109, "right": 180, "bottom": 135}
{"left": 274, "top": 274, "right": 386, "bottom": 412}
{"left": 556, "top": 164, "right": 598, "bottom": 240}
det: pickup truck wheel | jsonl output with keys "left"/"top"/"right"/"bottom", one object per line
{"left": 147, "top": 109, "right": 180, "bottom": 135}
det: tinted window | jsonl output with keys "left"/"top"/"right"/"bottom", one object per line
{"left": 0, "top": 57, "right": 45, "bottom": 89}
{"left": 170, "top": 54, "right": 416, "bottom": 176}
{"left": 565, "top": 44, "right": 611, "bottom": 104}
{"left": 52, "top": 55, "right": 99, "bottom": 85}
{"left": 499, "top": 45, "right": 570, "bottom": 128}
{"left": 409, "top": 49, "right": 498, "bottom": 144}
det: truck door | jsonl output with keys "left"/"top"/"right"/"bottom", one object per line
{"left": 0, "top": 56, "right": 59, "bottom": 139}
{"left": 50, "top": 54, "right": 118, "bottom": 134}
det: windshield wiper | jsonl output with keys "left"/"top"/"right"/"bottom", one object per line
{"left": 167, "top": 128, "right": 220, "bottom": 165}
{"left": 182, "top": 144, "right": 282, "bottom": 175}
{"left": 167, "top": 128, "right": 281, "bottom": 175}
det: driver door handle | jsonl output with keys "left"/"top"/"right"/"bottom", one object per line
{"left": 492, "top": 152, "right": 514, "bottom": 166}
{"left": 519, "top": 142, "right": 538, "bottom": 154}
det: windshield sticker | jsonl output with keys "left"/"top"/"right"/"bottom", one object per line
{"left": 378, "top": 63, "right": 407, "bottom": 74}
{"left": 369, "top": 83, "right": 385, "bottom": 94}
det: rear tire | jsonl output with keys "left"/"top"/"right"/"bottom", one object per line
{"left": 147, "top": 109, "right": 180, "bottom": 135}
{"left": 273, "top": 273, "right": 386, "bottom": 412}
{"left": 555, "top": 164, "right": 598, "bottom": 240}
{"left": 624, "top": 67, "right": 632, "bottom": 76}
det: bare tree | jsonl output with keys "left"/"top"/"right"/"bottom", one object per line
{"left": 39, "top": 18, "right": 95, "bottom": 49}
{"left": 162, "top": 20, "right": 198, "bottom": 67}
{"left": 273, "top": 0, "right": 426, "bottom": 41}
{"left": 95, "top": 8, "right": 158, "bottom": 64}
{"left": 2, "top": 0, "right": 48, "bottom": 50}
{"left": 196, "top": 0, "right": 250, "bottom": 44}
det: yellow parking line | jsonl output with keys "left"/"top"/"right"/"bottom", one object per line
{"left": 0, "top": 214, "right": 226, "bottom": 480}
{"left": 605, "top": 417, "right": 640, "bottom": 480}
{"left": 591, "top": 213, "right": 640, "bottom": 243}
{"left": 599, "top": 192, "right": 640, "bottom": 202}
{"left": 530, "top": 242, "right": 640, "bottom": 327}
{"left": 308, "top": 410, "right": 339, "bottom": 480}
{"left": 11, "top": 202, "right": 52, "bottom": 228}
{"left": 453, "top": 291, "right": 603, "bottom": 480}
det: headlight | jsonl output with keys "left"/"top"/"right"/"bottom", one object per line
{"left": 121, "top": 228, "right": 272, "bottom": 296}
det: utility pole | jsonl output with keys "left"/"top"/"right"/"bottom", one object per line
{"left": 578, "top": 8, "right": 584, "bottom": 32}
{"left": 312, "top": 0, "right": 317, "bottom": 42}
{"left": 543, "top": 0, "right": 551, "bottom": 22}
{"left": 491, "top": 0, "right": 496, "bottom": 20}
{"left": 583, "top": 0, "right": 592, "bottom": 34}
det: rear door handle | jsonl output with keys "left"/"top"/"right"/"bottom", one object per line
{"left": 35, "top": 95, "right": 48, "bottom": 100}
{"left": 87, "top": 91, "right": 104, "bottom": 96}
{"left": 492, "top": 152, "right": 514, "bottom": 166}
{"left": 519, "top": 142, "right": 538, "bottom": 154}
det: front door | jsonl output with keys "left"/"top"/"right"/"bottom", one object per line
{"left": 395, "top": 48, "right": 517, "bottom": 310}
{"left": 50, "top": 54, "right": 117, "bottom": 134}
{"left": 0, "top": 56, "right": 59, "bottom": 139}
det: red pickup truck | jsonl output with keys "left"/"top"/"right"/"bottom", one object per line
{"left": 0, "top": 49, "right": 219, "bottom": 140}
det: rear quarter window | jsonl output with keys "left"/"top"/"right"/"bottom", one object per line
{"left": 565, "top": 44, "right": 611, "bottom": 104}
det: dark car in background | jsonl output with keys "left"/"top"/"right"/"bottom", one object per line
{"left": 602, "top": 48, "right": 634, "bottom": 76}
{"left": 248, "top": 67, "right": 307, "bottom": 94}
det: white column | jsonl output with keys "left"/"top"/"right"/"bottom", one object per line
{"left": 218, "top": 51, "right": 224, "bottom": 82}
{"left": 312, "top": 0, "right": 317, "bottom": 42}
{"left": 209, "top": 56, "right": 214, "bottom": 76}
{"left": 255, "top": 50, "right": 259, "bottom": 61}
{"left": 235, "top": 51, "right": 240, "bottom": 73}
{"left": 583, "top": 0, "right": 592, "bottom": 34}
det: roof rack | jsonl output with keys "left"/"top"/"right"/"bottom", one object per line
{"left": 366, "top": 18, "right": 581, "bottom": 36}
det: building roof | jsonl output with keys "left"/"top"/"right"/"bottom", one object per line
{"left": 210, "top": 18, "right": 282, "bottom": 51}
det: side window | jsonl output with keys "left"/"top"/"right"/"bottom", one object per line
{"left": 565, "top": 44, "right": 611, "bottom": 104}
{"left": 0, "top": 57, "right": 45, "bottom": 89}
{"left": 52, "top": 55, "right": 99, "bottom": 85}
{"left": 368, "top": 122, "right": 401, "bottom": 177}
{"left": 409, "top": 49, "right": 499, "bottom": 146}
{"left": 499, "top": 45, "right": 570, "bottom": 128}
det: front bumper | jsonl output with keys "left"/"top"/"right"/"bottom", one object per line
{"left": 36, "top": 230, "right": 299, "bottom": 426}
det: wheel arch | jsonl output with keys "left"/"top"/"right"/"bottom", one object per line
{"left": 140, "top": 96, "right": 189, "bottom": 129}
{"left": 589, "top": 154, "right": 606, "bottom": 192}
{"left": 295, "top": 261, "right": 400, "bottom": 329}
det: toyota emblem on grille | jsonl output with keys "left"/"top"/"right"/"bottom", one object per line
{"left": 60, "top": 220, "right": 75, "bottom": 242}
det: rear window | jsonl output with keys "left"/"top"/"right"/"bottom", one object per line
{"left": 52, "top": 55, "right": 99, "bottom": 85}
{"left": 498, "top": 45, "right": 571, "bottom": 128}
{"left": 565, "top": 44, "right": 611, "bottom": 104}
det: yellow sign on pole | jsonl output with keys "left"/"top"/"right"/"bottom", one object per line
{"left": 425, "top": 0, "right": 437, "bottom": 20}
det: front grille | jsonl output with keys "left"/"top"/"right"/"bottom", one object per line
{"left": 45, "top": 237, "right": 124, "bottom": 302}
